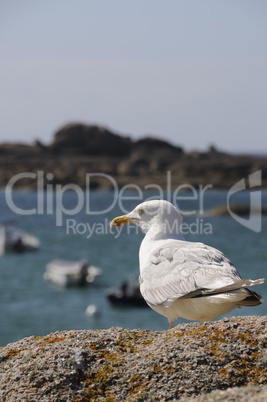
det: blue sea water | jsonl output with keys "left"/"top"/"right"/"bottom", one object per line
{"left": 0, "top": 189, "right": 266, "bottom": 347}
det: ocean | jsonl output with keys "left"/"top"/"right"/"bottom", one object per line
{"left": 0, "top": 189, "right": 266, "bottom": 347}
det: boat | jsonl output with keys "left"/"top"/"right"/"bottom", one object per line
{"left": 0, "top": 222, "right": 40, "bottom": 254}
{"left": 105, "top": 279, "right": 148, "bottom": 307}
{"left": 44, "top": 259, "right": 102, "bottom": 287}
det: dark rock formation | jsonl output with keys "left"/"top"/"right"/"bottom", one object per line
{"left": 49, "top": 123, "right": 132, "bottom": 157}
{"left": 0, "top": 122, "right": 267, "bottom": 189}
{"left": 0, "top": 316, "right": 266, "bottom": 401}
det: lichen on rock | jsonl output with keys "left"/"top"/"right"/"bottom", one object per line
{"left": 0, "top": 316, "right": 266, "bottom": 401}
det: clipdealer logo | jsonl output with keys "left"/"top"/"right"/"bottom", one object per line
{"left": 4, "top": 169, "right": 263, "bottom": 235}
{"left": 4, "top": 171, "right": 212, "bottom": 227}
{"left": 227, "top": 170, "right": 262, "bottom": 233}
{"left": 5, "top": 172, "right": 118, "bottom": 226}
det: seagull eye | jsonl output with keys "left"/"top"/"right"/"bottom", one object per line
{"left": 138, "top": 208, "right": 145, "bottom": 215}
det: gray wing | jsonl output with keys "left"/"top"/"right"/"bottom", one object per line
{"left": 139, "top": 241, "right": 243, "bottom": 307}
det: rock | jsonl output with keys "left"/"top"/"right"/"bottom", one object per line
{"left": 0, "top": 316, "right": 266, "bottom": 401}
{"left": 133, "top": 136, "right": 183, "bottom": 154}
{"left": 49, "top": 123, "right": 132, "bottom": 157}
{"left": 0, "top": 143, "right": 39, "bottom": 157}
{"left": 0, "top": 122, "right": 267, "bottom": 189}
{"left": 117, "top": 136, "right": 184, "bottom": 176}
{"left": 182, "top": 385, "right": 267, "bottom": 401}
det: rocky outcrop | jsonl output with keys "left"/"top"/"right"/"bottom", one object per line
{"left": 1, "top": 122, "right": 267, "bottom": 189}
{"left": 0, "top": 316, "right": 266, "bottom": 401}
{"left": 49, "top": 123, "right": 133, "bottom": 157}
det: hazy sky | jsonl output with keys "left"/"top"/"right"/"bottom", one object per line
{"left": 1, "top": 0, "right": 266, "bottom": 153}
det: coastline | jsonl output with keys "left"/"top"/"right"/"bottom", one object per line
{"left": 1, "top": 123, "right": 267, "bottom": 190}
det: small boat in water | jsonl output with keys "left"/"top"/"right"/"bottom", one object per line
{"left": 0, "top": 222, "right": 40, "bottom": 254}
{"left": 44, "top": 259, "right": 102, "bottom": 287}
{"left": 106, "top": 279, "right": 148, "bottom": 307}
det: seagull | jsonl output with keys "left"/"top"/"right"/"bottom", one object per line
{"left": 111, "top": 200, "right": 264, "bottom": 329}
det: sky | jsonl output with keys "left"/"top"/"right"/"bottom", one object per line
{"left": 0, "top": 0, "right": 266, "bottom": 153}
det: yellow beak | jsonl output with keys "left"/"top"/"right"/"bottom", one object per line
{"left": 110, "top": 214, "right": 133, "bottom": 227}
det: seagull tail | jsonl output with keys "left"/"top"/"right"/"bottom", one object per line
{"left": 185, "top": 278, "right": 265, "bottom": 306}
{"left": 237, "top": 288, "right": 264, "bottom": 306}
{"left": 204, "top": 278, "right": 265, "bottom": 307}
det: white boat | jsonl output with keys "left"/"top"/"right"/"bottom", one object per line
{"left": 0, "top": 222, "right": 40, "bottom": 253}
{"left": 44, "top": 259, "right": 102, "bottom": 287}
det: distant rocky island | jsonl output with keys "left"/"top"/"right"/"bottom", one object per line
{"left": 0, "top": 122, "right": 266, "bottom": 189}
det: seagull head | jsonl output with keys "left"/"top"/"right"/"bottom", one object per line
{"left": 110, "top": 200, "right": 184, "bottom": 237}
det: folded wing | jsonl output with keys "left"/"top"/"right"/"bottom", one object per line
{"left": 140, "top": 241, "right": 264, "bottom": 307}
